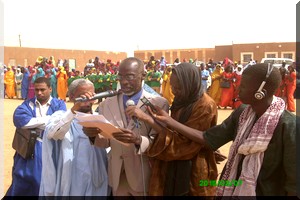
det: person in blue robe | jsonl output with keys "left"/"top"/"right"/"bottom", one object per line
{"left": 5, "top": 77, "right": 67, "bottom": 196}
{"left": 50, "top": 68, "right": 58, "bottom": 98}
{"left": 21, "top": 67, "right": 30, "bottom": 100}
{"left": 32, "top": 67, "right": 45, "bottom": 82}
{"left": 39, "top": 78, "right": 109, "bottom": 197}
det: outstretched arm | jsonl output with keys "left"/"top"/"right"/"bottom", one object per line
{"left": 127, "top": 104, "right": 207, "bottom": 146}
{"left": 149, "top": 106, "right": 207, "bottom": 145}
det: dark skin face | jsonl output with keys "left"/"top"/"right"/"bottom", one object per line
{"left": 70, "top": 84, "right": 95, "bottom": 114}
{"left": 118, "top": 61, "right": 145, "bottom": 97}
{"left": 238, "top": 74, "right": 273, "bottom": 117}
{"left": 34, "top": 82, "right": 52, "bottom": 105}
{"left": 170, "top": 72, "right": 182, "bottom": 99}
{"left": 82, "top": 73, "right": 143, "bottom": 145}
{"left": 238, "top": 75, "right": 257, "bottom": 104}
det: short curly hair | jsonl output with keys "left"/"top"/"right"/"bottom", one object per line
{"left": 242, "top": 63, "right": 281, "bottom": 96}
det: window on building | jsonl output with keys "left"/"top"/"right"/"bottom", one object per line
{"left": 281, "top": 52, "right": 294, "bottom": 59}
{"left": 68, "top": 59, "right": 76, "bottom": 72}
{"left": 240, "top": 52, "right": 254, "bottom": 64}
{"left": 266, "top": 54, "right": 276, "bottom": 58}
{"left": 8, "top": 59, "right": 16, "bottom": 67}
{"left": 264, "top": 52, "right": 278, "bottom": 58}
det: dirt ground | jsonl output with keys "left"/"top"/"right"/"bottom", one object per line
{"left": 5, "top": 97, "right": 285, "bottom": 197}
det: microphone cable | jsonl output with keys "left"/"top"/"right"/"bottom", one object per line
{"left": 137, "top": 127, "right": 147, "bottom": 198}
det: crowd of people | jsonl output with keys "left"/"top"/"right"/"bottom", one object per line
{"left": 2, "top": 56, "right": 122, "bottom": 102}
{"left": 2, "top": 55, "right": 297, "bottom": 113}
{"left": 3, "top": 55, "right": 297, "bottom": 198}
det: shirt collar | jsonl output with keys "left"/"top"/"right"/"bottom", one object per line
{"left": 123, "top": 89, "right": 143, "bottom": 108}
{"left": 35, "top": 96, "right": 52, "bottom": 106}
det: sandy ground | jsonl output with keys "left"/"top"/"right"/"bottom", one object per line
{"left": 3, "top": 98, "right": 296, "bottom": 197}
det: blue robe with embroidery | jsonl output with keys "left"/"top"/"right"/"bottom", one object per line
{"left": 5, "top": 97, "right": 66, "bottom": 196}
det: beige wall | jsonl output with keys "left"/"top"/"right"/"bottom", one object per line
{"left": 4, "top": 47, "right": 127, "bottom": 72}
{"left": 134, "top": 48, "right": 215, "bottom": 64}
{"left": 4, "top": 42, "right": 295, "bottom": 72}
{"left": 134, "top": 42, "right": 295, "bottom": 65}
{"left": 232, "top": 42, "right": 296, "bottom": 64}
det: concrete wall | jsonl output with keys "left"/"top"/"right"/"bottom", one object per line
{"left": 134, "top": 48, "right": 215, "bottom": 64}
{"left": 4, "top": 46, "right": 127, "bottom": 72}
{"left": 134, "top": 42, "right": 295, "bottom": 65}
{"left": 232, "top": 42, "right": 296, "bottom": 64}
{"left": 3, "top": 42, "right": 295, "bottom": 72}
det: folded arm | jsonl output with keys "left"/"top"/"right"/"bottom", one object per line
{"left": 46, "top": 110, "right": 74, "bottom": 140}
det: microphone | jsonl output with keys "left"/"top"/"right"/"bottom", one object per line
{"left": 126, "top": 99, "right": 139, "bottom": 127}
{"left": 75, "top": 90, "right": 120, "bottom": 102}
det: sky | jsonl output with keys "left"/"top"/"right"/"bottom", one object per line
{"left": 1, "top": 0, "right": 298, "bottom": 56}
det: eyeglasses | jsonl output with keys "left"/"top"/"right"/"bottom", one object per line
{"left": 116, "top": 73, "right": 141, "bottom": 81}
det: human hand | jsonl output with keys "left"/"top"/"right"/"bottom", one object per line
{"left": 112, "top": 128, "right": 141, "bottom": 145}
{"left": 147, "top": 105, "right": 172, "bottom": 125}
{"left": 126, "top": 106, "right": 153, "bottom": 124}
{"left": 71, "top": 91, "right": 96, "bottom": 114}
{"left": 82, "top": 127, "right": 101, "bottom": 138}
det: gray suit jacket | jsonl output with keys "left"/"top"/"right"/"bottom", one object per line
{"left": 94, "top": 89, "right": 169, "bottom": 193}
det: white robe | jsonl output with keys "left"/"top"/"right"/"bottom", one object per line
{"left": 39, "top": 110, "right": 109, "bottom": 196}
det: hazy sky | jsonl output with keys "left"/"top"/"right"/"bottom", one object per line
{"left": 2, "top": 0, "right": 298, "bottom": 55}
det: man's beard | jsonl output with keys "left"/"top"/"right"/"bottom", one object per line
{"left": 123, "top": 91, "right": 135, "bottom": 96}
{"left": 78, "top": 106, "right": 92, "bottom": 113}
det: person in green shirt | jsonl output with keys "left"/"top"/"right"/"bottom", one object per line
{"left": 101, "top": 69, "right": 111, "bottom": 91}
{"left": 67, "top": 70, "right": 81, "bottom": 87}
{"left": 147, "top": 63, "right": 162, "bottom": 94}
{"left": 143, "top": 63, "right": 296, "bottom": 196}
{"left": 110, "top": 71, "right": 119, "bottom": 91}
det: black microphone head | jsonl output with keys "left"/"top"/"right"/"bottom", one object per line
{"left": 126, "top": 99, "right": 135, "bottom": 107}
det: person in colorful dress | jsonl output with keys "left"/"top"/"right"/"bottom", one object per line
{"left": 208, "top": 64, "right": 223, "bottom": 105}
{"left": 21, "top": 66, "right": 30, "bottom": 100}
{"left": 4, "top": 65, "right": 16, "bottom": 99}
{"left": 285, "top": 63, "right": 296, "bottom": 112}
{"left": 15, "top": 68, "right": 23, "bottom": 99}
{"left": 27, "top": 66, "right": 36, "bottom": 99}
{"left": 161, "top": 65, "right": 174, "bottom": 106}
{"left": 232, "top": 65, "right": 243, "bottom": 109}
{"left": 50, "top": 68, "right": 58, "bottom": 98}
{"left": 219, "top": 65, "right": 235, "bottom": 109}
{"left": 147, "top": 63, "right": 162, "bottom": 94}
{"left": 56, "top": 66, "right": 68, "bottom": 101}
